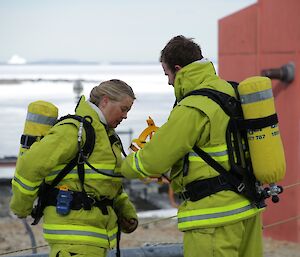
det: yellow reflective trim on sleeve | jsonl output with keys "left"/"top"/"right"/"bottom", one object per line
{"left": 14, "top": 173, "right": 41, "bottom": 187}
{"left": 130, "top": 151, "right": 161, "bottom": 178}
{"left": 131, "top": 152, "right": 149, "bottom": 177}
{"left": 11, "top": 179, "right": 38, "bottom": 195}
{"left": 11, "top": 174, "right": 41, "bottom": 195}
{"left": 136, "top": 151, "right": 148, "bottom": 174}
{"left": 131, "top": 153, "right": 141, "bottom": 174}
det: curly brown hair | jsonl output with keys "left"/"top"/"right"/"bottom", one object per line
{"left": 160, "top": 35, "right": 203, "bottom": 73}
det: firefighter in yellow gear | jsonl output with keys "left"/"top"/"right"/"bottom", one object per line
{"left": 120, "top": 36, "right": 264, "bottom": 257}
{"left": 10, "top": 79, "right": 138, "bottom": 257}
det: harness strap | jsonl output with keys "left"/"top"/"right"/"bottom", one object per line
{"left": 239, "top": 113, "right": 278, "bottom": 130}
{"left": 20, "top": 134, "right": 39, "bottom": 149}
{"left": 116, "top": 223, "right": 121, "bottom": 257}
{"left": 46, "top": 188, "right": 114, "bottom": 215}
{"left": 51, "top": 156, "right": 78, "bottom": 188}
{"left": 109, "top": 133, "right": 127, "bottom": 158}
{"left": 77, "top": 159, "right": 91, "bottom": 209}
{"left": 182, "top": 153, "right": 190, "bottom": 177}
{"left": 180, "top": 175, "right": 235, "bottom": 201}
{"left": 192, "top": 145, "right": 244, "bottom": 191}
{"left": 57, "top": 114, "right": 95, "bottom": 157}
{"left": 57, "top": 115, "right": 96, "bottom": 209}
{"left": 182, "top": 88, "right": 242, "bottom": 118}
{"left": 192, "top": 145, "right": 266, "bottom": 208}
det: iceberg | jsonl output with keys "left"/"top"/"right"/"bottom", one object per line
{"left": 7, "top": 54, "right": 27, "bottom": 65}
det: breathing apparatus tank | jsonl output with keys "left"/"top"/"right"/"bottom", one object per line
{"left": 19, "top": 100, "right": 58, "bottom": 156}
{"left": 238, "top": 76, "right": 286, "bottom": 200}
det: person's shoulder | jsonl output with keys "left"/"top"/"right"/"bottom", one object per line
{"left": 170, "top": 104, "right": 208, "bottom": 122}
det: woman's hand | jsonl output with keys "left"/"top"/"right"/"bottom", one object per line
{"left": 119, "top": 217, "right": 138, "bottom": 233}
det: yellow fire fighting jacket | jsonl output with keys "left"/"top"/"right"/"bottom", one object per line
{"left": 10, "top": 97, "right": 137, "bottom": 249}
{"left": 120, "top": 59, "right": 262, "bottom": 231}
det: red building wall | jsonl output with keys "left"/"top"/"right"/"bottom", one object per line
{"left": 219, "top": 0, "right": 300, "bottom": 243}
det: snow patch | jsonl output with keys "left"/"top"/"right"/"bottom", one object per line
{"left": 138, "top": 208, "right": 177, "bottom": 219}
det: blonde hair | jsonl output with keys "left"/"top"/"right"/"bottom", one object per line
{"left": 90, "top": 79, "right": 136, "bottom": 106}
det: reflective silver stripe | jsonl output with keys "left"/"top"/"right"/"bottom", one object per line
{"left": 26, "top": 112, "right": 57, "bottom": 125}
{"left": 189, "top": 150, "right": 228, "bottom": 158}
{"left": 240, "top": 88, "right": 273, "bottom": 104}
{"left": 134, "top": 153, "right": 148, "bottom": 176}
{"left": 178, "top": 204, "right": 253, "bottom": 223}
{"left": 43, "top": 229, "right": 108, "bottom": 239}
{"left": 47, "top": 168, "right": 116, "bottom": 177}
{"left": 109, "top": 234, "right": 117, "bottom": 241}
{"left": 13, "top": 176, "right": 40, "bottom": 191}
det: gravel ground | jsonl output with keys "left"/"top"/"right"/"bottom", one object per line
{"left": 0, "top": 216, "right": 299, "bottom": 257}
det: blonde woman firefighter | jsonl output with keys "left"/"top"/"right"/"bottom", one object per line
{"left": 10, "top": 79, "right": 138, "bottom": 257}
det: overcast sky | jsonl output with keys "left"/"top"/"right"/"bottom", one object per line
{"left": 0, "top": 0, "right": 257, "bottom": 64}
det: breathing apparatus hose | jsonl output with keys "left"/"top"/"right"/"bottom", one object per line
{"left": 77, "top": 115, "right": 125, "bottom": 178}
{"left": 21, "top": 218, "right": 37, "bottom": 254}
{"left": 84, "top": 159, "right": 124, "bottom": 178}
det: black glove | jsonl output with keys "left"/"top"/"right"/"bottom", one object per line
{"left": 119, "top": 217, "right": 138, "bottom": 233}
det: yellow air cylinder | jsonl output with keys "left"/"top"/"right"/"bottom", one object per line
{"left": 238, "top": 76, "right": 286, "bottom": 184}
{"left": 19, "top": 100, "right": 58, "bottom": 156}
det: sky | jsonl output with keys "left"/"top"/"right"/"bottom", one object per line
{"left": 0, "top": 0, "right": 257, "bottom": 64}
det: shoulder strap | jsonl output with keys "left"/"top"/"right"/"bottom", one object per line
{"left": 109, "top": 133, "right": 127, "bottom": 157}
{"left": 182, "top": 88, "right": 242, "bottom": 118}
{"left": 50, "top": 115, "right": 96, "bottom": 187}
{"left": 182, "top": 87, "right": 246, "bottom": 190}
{"left": 56, "top": 114, "right": 95, "bottom": 157}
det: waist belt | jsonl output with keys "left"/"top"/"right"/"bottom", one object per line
{"left": 46, "top": 188, "right": 114, "bottom": 215}
{"left": 180, "top": 175, "right": 235, "bottom": 202}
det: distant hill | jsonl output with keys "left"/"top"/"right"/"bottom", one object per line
{"left": 28, "top": 59, "right": 100, "bottom": 65}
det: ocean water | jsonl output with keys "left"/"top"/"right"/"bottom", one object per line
{"left": 0, "top": 64, "right": 175, "bottom": 161}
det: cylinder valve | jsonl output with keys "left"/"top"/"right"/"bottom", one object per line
{"left": 261, "top": 62, "right": 295, "bottom": 84}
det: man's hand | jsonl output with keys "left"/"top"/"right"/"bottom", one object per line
{"left": 140, "top": 175, "right": 170, "bottom": 185}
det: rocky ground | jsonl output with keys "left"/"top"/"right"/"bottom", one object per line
{"left": 0, "top": 216, "right": 300, "bottom": 257}
{"left": 1, "top": 183, "right": 299, "bottom": 257}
